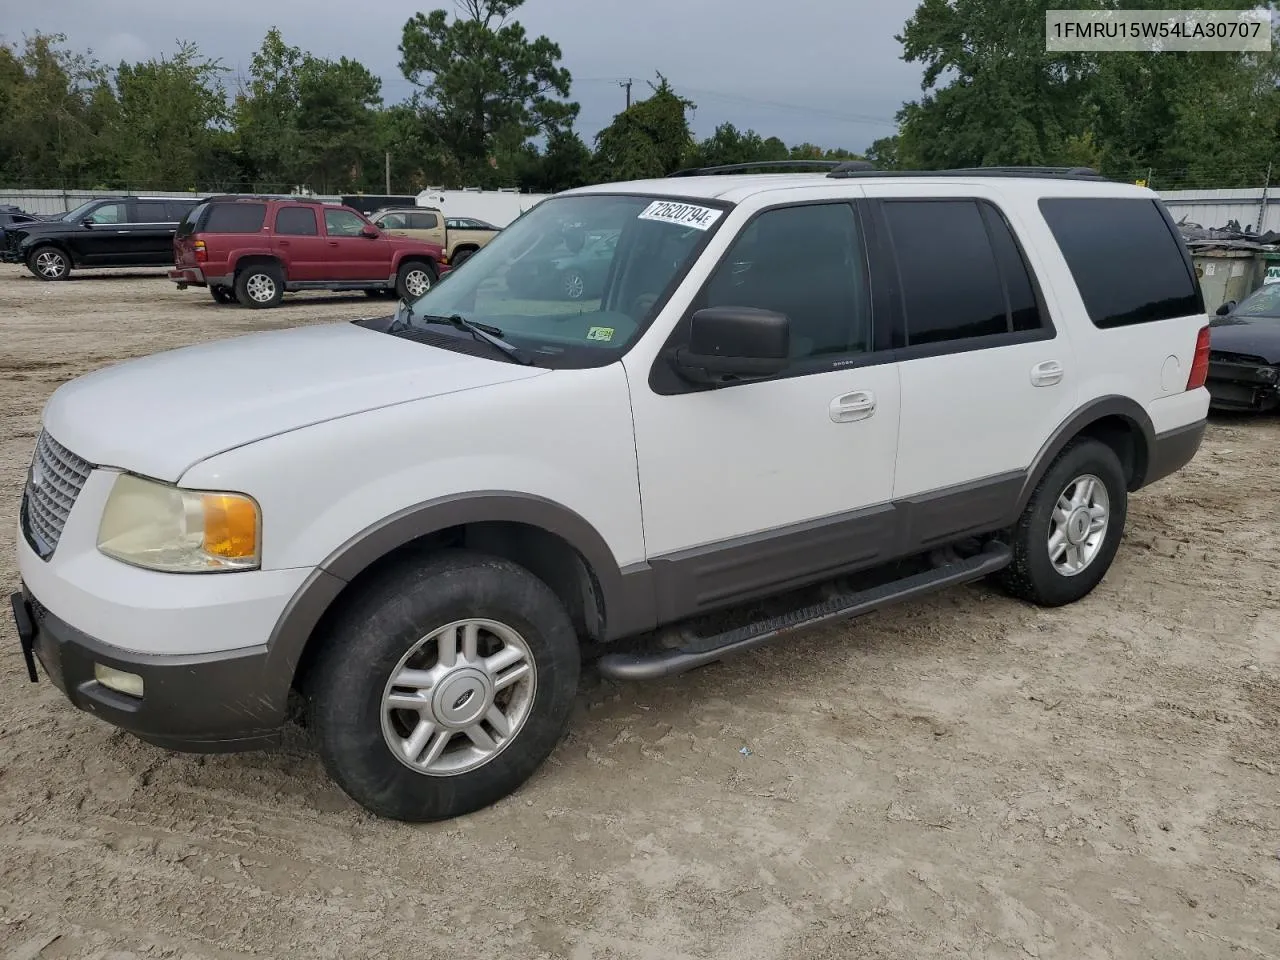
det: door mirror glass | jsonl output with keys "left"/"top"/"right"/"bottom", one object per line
{"left": 674, "top": 307, "right": 790, "bottom": 385}
{"left": 1215, "top": 300, "right": 1235, "bottom": 316}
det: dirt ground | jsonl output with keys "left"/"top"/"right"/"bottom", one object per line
{"left": 0, "top": 263, "right": 1277, "bottom": 960}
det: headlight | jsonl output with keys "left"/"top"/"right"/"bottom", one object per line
{"left": 97, "top": 474, "right": 260, "bottom": 572}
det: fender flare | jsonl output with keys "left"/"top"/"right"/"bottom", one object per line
{"left": 260, "top": 491, "right": 655, "bottom": 692}
{"left": 1010, "top": 395, "right": 1156, "bottom": 521}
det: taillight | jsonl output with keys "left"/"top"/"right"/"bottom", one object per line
{"left": 1186, "top": 325, "right": 1211, "bottom": 390}
{"left": 194, "top": 239, "right": 207, "bottom": 263}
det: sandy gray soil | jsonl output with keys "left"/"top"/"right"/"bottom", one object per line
{"left": 0, "top": 263, "right": 1277, "bottom": 959}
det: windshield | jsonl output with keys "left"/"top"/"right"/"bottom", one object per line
{"left": 401, "top": 193, "right": 728, "bottom": 367}
{"left": 1231, "top": 281, "right": 1280, "bottom": 321}
{"left": 60, "top": 200, "right": 100, "bottom": 222}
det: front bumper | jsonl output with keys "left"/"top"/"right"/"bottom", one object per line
{"left": 1, "top": 248, "right": 22, "bottom": 264}
{"left": 11, "top": 585, "right": 286, "bottom": 753}
{"left": 1206, "top": 362, "right": 1280, "bottom": 412}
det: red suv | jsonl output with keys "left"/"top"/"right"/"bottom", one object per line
{"left": 169, "top": 195, "right": 449, "bottom": 308}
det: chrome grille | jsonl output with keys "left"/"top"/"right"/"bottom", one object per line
{"left": 22, "top": 429, "right": 92, "bottom": 560}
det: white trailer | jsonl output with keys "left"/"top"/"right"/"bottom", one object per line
{"left": 414, "top": 188, "right": 553, "bottom": 227}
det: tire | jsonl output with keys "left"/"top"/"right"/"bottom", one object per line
{"left": 395, "top": 260, "right": 437, "bottom": 301}
{"left": 364, "top": 289, "right": 389, "bottom": 298}
{"left": 996, "top": 438, "right": 1128, "bottom": 607}
{"left": 27, "top": 246, "right": 70, "bottom": 281}
{"left": 234, "top": 263, "right": 285, "bottom": 308}
{"left": 306, "top": 550, "right": 581, "bottom": 822}
{"left": 210, "top": 285, "right": 235, "bottom": 304}
{"left": 451, "top": 249, "right": 474, "bottom": 268}
{"left": 562, "top": 269, "right": 586, "bottom": 300}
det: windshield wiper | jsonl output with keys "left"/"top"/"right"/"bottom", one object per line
{"left": 417, "top": 313, "right": 535, "bottom": 366}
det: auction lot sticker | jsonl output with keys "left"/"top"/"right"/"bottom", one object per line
{"left": 638, "top": 200, "right": 723, "bottom": 230}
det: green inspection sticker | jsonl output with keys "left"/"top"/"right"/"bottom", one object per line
{"left": 586, "top": 326, "right": 614, "bottom": 342}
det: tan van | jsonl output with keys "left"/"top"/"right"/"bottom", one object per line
{"left": 371, "top": 207, "right": 500, "bottom": 266}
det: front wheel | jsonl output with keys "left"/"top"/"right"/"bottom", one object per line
{"left": 27, "top": 246, "right": 70, "bottom": 281}
{"left": 395, "top": 260, "right": 437, "bottom": 301}
{"left": 996, "top": 438, "right": 1128, "bottom": 607}
{"left": 306, "top": 551, "right": 581, "bottom": 822}
{"left": 210, "top": 285, "right": 236, "bottom": 304}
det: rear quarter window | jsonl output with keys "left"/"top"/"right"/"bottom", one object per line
{"left": 200, "top": 202, "right": 268, "bottom": 234}
{"left": 1038, "top": 197, "right": 1203, "bottom": 328}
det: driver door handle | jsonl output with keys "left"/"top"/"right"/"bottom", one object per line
{"left": 830, "top": 390, "right": 876, "bottom": 423}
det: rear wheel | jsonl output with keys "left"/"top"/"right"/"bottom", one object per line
{"left": 395, "top": 260, "right": 437, "bottom": 301}
{"left": 306, "top": 551, "right": 580, "bottom": 822}
{"left": 562, "top": 269, "right": 586, "bottom": 300}
{"left": 234, "top": 263, "right": 284, "bottom": 308}
{"left": 27, "top": 246, "right": 70, "bottom": 281}
{"left": 996, "top": 438, "right": 1128, "bottom": 607}
{"left": 451, "top": 248, "right": 475, "bottom": 268}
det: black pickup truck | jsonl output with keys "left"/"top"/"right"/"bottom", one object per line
{"left": 2, "top": 196, "right": 201, "bottom": 280}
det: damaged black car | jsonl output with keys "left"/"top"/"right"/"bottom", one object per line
{"left": 1207, "top": 284, "right": 1280, "bottom": 413}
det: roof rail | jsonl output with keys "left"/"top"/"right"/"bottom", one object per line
{"left": 668, "top": 159, "right": 858, "bottom": 178}
{"left": 203, "top": 193, "right": 327, "bottom": 203}
{"left": 827, "top": 164, "right": 1108, "bottom": 181}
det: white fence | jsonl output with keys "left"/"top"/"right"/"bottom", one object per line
{"left": 1157, "top": 188, "right": 1279, "bottom": 233}
{"left": 0, "top": 187, "right": 552, "bottom": 226}
{"left": 5, "top": 184, "right": 1273, "bottom": 232}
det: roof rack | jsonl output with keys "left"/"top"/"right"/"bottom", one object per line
{"left": 826, "top": 164, "right": 1108, "bottom": 181}
{"left": 668, "top": 159, "right": 869, "bottom": 178}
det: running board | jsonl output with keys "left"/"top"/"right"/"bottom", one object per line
{"left": 596, "top": 542, "right": 1012, "bottom": 681}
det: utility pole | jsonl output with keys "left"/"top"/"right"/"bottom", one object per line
{"left": 619, "top": 78, "right": 633, "bottom": 110}
{"left": 1257, "top": 161, "right": 1272, "bottom": 234}
{"left": 385, "top": 151, "right": 392, "bottom": 195}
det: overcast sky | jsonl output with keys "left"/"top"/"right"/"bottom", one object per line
{"left": 0, "top": 0, "right": 923, "bottom": 152}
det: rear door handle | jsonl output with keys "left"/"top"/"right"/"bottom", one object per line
{"left": 830, "top": 390, "right": 876, "bottom": 423}
{"left": 1030, "top": 360, "right": 1064, "bottom": 387}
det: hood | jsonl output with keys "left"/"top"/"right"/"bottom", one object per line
{"left": 1208, "top": 315, "right": 1280, "bottom": 363}
{"left": 42, "top": 320, "right": 546, "bottom": 482}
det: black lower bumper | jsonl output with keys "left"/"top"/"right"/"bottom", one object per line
{"left": 1206, "top": 378, "right": 1280, "bottom": 413}
{"left": 10, "top": 587, "right": 287, "bottom": 754}
{"left": 1142, "top": 418, "right": 1208, "bottom": 488}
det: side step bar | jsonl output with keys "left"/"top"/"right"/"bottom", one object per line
{"left": 597, "top": 542, "right": 1012, "bottom": 681}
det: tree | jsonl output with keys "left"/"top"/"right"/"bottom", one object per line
{"left": 686, "top": 123, "right": 786, "bottom": 168}
{"left": 0, "top": 32, "right": 116, "bottom": 185}
{"left": 233, "top": 28, "right": 306, "bottom": 187}
{"left": 592, "top": 74, "right": 695, "bottom": 180}
{"left": 398, "top": 0, "right": 578, "bottom": 183}
{"left": 295, "top": 55, "right": 382, "bottom": 192}
{"left": 110, "top": 42, "right": 228, "bottom": 187}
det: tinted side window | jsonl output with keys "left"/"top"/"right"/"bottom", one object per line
{"left": 166, "top": 200, "right": 197, "bottom": 222}
{"left": 980, "top": 203, "right": 1043, "bottom": 333}
{"left": 87, "top": 203, "right": 125, "bottom": 224}
{"left": 203, "top": 203, "right": 267, "bottom": 233}
{"left": 276, "top": 207, "right": 319, "bottom": 236}
{"left": 324, "top": 209, "right": 366, "bottom": 237}
{"left": 703, "top": 202, "right": 871, "bottom": 360}
{"left": 1039, "top": 197, "right": 1202, "bottom": 328}
{"left": 132, "top": 200, "right": 169, "bottom": 222}
{"left": 410, "top": 212, "right": 440, "bottom": 229}
{"left": 884, "top": 200, "right": 1007, "bottom": 346}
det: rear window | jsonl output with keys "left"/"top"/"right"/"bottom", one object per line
{"left": 200, "top": 202, "right": 268, "bottom": 234}
{"left": 1038, "top": 197, "right": 1203, "bottom": 328}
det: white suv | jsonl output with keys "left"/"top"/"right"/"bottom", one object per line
{"left": 11, "top": 163, "right": 1211, "bottom": 821}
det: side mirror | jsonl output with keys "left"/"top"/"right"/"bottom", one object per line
{"left": 360, "top": 224, "right": 379, "bottom": 238}
{"left": 82, "top": 218, "right": 96, "bottom": 227}
{"left": 673, "top": 307, "right": 790, "bottom": 385}
{"left": 1216, "top": 300, "right": 1235, "bottom": 316}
